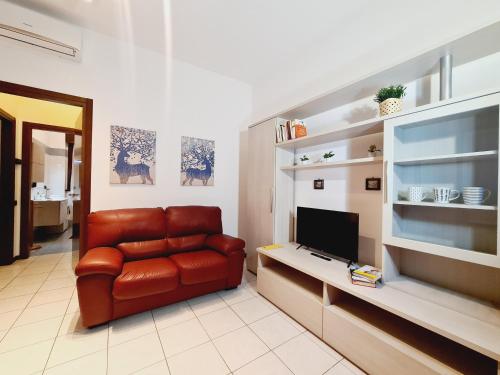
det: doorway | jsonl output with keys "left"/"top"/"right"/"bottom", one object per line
{"left": 25, "top": 124, "right": 82, "bottom": 256}
{"left": 0, "top": 107, "right": 16, "bottom": 265}
{"left": 0, "top": 80, "right": 93, "bottom": 262}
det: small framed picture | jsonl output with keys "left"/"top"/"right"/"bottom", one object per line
{"left": 365, "top": 177, "right": 381, "bottom": 191}
{"left": 314, "top": 179, "right": 324, "bottom": 190}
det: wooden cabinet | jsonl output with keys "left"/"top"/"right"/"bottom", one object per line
{"left": 246, "top": 119, "right": 276, "bottom": 272}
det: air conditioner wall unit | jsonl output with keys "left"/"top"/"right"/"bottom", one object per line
{"left": 0, "top": 1, "right": 82, "bottom": 59}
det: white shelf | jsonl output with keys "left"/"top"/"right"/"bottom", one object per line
{"left": 394, "top": 150, "right": 498, "bottom": 166}
{"left": 275, "top": 117, "right": 383, "bottom": 150}
{"left": 257, "top": 244, "right": 500, "bottom": 361}
{"left": 393, "top": 200, "right": 497, "bottom": 211}
{"left": 281, "top": 156, "right": 383, "bottom": 171}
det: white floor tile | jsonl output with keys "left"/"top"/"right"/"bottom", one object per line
{"left": 47, "top": 269, "right": 76, "bottom": 281}
{"left": 152, "top": 301, "right": 195, "bottom": 330}
{"left": 213, "top": 326, "right": 269, "bottom": 371}
{"left": 0, "top": 339, "right": 54, "bottom": 375}
{"left": 45, "top": 349, "right": 107, "bottom": 375}
{"left": 13, "top": 300, "right": 69, "bottom": 327}
{"left": 8, "top": 273, "right": 48, "bottom": 287}
{"left": 273, "top": 334, "right": 339, "bottom": 375}
{"left": 325, "top": 362, "right": 357, "bottom": 375}
{"left": 109, "top": 311, "right": 156, "bottom": 347}
{"left": 47, "top": 325, "right": 108, "bottom": 367}
{"left": 66, "top": 292, "right": 80, "bottom": 313}
{"left": 0, "top": 329, "right": 7, "bottom": 340}
{"left": 167, "top": 342, "right": 229, "bottom": 375}
{"left": 233, "top": 351, "right": 292, "bottom": 375}
{"left": 303, "top": 331, "right": 343, "bottom": 361}
{"left": 188, "top": 293, "right": 227, "bottom": 316}
{"left": 0, "top": 294, "right": 34, "bottom": 313}
{"left": 0, "top": 283, "right": 40, "bottom": 299}
{"left": 339, "top": 359, "right": 367, "bottom": 375}
{"left": 198, "top": 307, "right": 245, "bottom": 339}
{"left": 217, "top": 286, "right": 254, "bottom": 305}
{"left": 108, "top": 332, "right": 165, "bottom": 375}
{"left": 39, "top": 277, "right": 75, "bottom": 292}
{"left": 231, "top": 296, "right": 275, "bottom": 324}
{"left": 0, "top": 316, "right": 62, "bottom": 353}
{"left": 28, "top": 286, "right": 74, "bottom": 307}
{"left": 0, "top": 309, "right": 22, "bottom": 330}
{"left": 249, "top": 312, "right": 301, "bottom": 349}
{"left": 18, "top": 264, "right": 54, "bottom": 276}
{"left": 58, "top": 311, "right": 86, "bottom": 336}
{"left": 277, "top": 311, "right": 306, "bottom": 333}
{"left": 158, "top": 318, "right": 210, "bottom": 357}
{"left": 133, "top": 360, "right": 170, "bottom": 374}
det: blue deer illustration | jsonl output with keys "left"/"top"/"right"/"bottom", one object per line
{"left": 115, "top": 148, "right": 154, "bottom": 184}
{"left": 182, "top": 157, "right": 212, "bottom": 186}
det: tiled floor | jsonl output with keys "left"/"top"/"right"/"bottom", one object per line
{"left": 0, "top": 252, "right": 366, "bottom": 375}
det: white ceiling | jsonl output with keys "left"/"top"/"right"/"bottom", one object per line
{"left": 5, "top": 0, "right": 500, "bottom": 85}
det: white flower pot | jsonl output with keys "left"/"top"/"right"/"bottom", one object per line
{"left": 299, "top": 159, "right": 311, "bottom": 165}
{"left": 379, "top": 98, "right": 402, "bottom": 116}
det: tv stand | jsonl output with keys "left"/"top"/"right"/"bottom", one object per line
{"left": 310, "top": 252, "right": 331, "bottom": 261}
{"left": 257, "top": 243, "right": 500, "bottom": 374}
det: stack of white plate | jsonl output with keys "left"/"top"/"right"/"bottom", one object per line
{"left": 463, "top": 187, "right": 490, "bottom": 205}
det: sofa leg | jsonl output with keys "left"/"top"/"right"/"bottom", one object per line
{"left": 225, "top": 286, "right": 237, "bottom": 290}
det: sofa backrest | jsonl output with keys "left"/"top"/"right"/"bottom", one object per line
{"left": 165, "top": 206, "right": 222, "bottom": 254}
{"left": 87, "top": 208, "right": 168, "bottom": 260}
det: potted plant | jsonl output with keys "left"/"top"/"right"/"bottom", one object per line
{"left": 299, "top": 155, "right": 311, "bottom": 165}
{"left": 374, "top": 84, "right": 407, "bottom": 116}
{"left": 367, "top": 144, "right": 382, "bottom": 157}
{"left": 322, "top": 151, "right": 335, "bottom": 162}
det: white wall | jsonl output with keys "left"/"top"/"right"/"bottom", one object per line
{"left": 0, "top": 23, "right": 252, "bottom": 254}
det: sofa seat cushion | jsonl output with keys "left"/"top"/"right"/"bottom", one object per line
{"left": 169, "top": 250, "right": 228, "bottom": 285}
{"left": 113, "top": 258, "right": 178, "bottom": 300}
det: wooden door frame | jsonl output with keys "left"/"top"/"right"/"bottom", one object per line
{"left": 22, "top": 123, "right": 83, "bottom": 257}
{"left": 0, "top": 108, "right": 16, "bottom": 265}
{"left": 0, "top": 80, "right": 92, "bottom": 259}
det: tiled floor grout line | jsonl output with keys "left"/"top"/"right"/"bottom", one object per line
{"left": 41, "top": 285, "right": 77, "bottom": 374}
{"left": 106, "top": 316, "right": 110, "bottom": 375}
{"left": 150, "top": 309, "right": 172, "bottom": 375}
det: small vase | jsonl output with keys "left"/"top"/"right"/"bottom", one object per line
{"left": 379, "top": 98, "right": 402, "bottom": 116}
{"left": 299, "top": 159, "right": 311, "bottom": 165}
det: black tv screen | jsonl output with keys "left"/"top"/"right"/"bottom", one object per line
{"left": 296, "top": 207, "right": 359, "bottom": 262}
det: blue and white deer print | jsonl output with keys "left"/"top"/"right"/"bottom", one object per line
{"left": 110, "top": 126, "right": 156, "bottom": 184}
{"left": 181, "top": 136, "right": 215, "bottom": 186}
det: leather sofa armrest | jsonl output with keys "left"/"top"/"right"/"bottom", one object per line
{"left": 75, "top": 247, "right": 124, "bottom": 277}
{"left": 206, "top": 234, "right": 245, "bottom": 256}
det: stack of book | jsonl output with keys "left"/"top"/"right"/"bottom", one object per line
{"left": 275, "top": 119, "right": 307, "bottom": 143}
{"left": 347, "top": 263, "right": 382, "bottom": 288}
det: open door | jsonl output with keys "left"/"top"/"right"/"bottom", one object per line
{"left": 0, "top": 107, "right": 16, "bottom": 265}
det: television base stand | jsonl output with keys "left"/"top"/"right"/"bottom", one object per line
{"left": 310, "top": 252, "right": 331, "bottom": 261}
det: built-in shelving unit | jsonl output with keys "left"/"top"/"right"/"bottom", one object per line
{"left": 280, "top": 156, "right": 382, "bottom": 171}
{"left": 257, "top": 245, "right": 500, "bottom": 374}
{"left": 393, "top": 200, "right": 497, "bottom": 211}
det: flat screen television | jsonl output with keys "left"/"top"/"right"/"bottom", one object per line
{"left": 296, "top": 206, "right": 359, "bottom": 262}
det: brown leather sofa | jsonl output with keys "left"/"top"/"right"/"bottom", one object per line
{"left": 75, "top": 206, "right": 245, "bottom": 327}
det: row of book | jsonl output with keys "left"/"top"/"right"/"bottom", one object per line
{"left": 275, "top": 119, "right": 307, "bottom": 143}
{"left": 347, "top": 263, "right": 382, "bottom": 288}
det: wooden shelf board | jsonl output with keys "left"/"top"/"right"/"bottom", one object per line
{"left": 275, "top": 118, "right": 383, "bottom": 149}
{"left": 257, "top": 244, "right": 500, "bottom": 360}
{"left": 281, "top": 156, "right": 383, "bottom": 171}
{"left": 394, "top": 150, "right": 498, "bottom": 166}
{"left": 393, "top": 200, "right": 497, "bottom": 211}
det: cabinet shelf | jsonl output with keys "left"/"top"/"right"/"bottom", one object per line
{"left": 394, "top": 150, "right": 498, "bottom": 166}
{"left": 281, "top": 156, "right": 383, "bottom": 171}
{"left": 393, "top": 200, "right": 497, "bottom": 211}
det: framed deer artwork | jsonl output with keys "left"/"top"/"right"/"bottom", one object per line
{"left": 109, "top": 125, "right": 156, "bottom": 184}
{"left": 181, "top": 136, "right": 215, "bottom": 186}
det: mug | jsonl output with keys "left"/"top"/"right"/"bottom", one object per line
{"left": 408, "top": 186, "right": 428, "bottom": 202}
{"left": 433, "top": 187, "right": 460, "bottom": 203}
{"left": 463, "top": 187, "right": 491, "bottom": 205}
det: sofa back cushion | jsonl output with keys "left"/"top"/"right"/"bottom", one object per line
{"left": 165, "top": 206, "right": 222, "bottom": 254}
{"left": 117, "top": 239, "right": 168, "bottom": 260}
{"left": 87, "top": 208, "right": 167, "bottom": 254}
